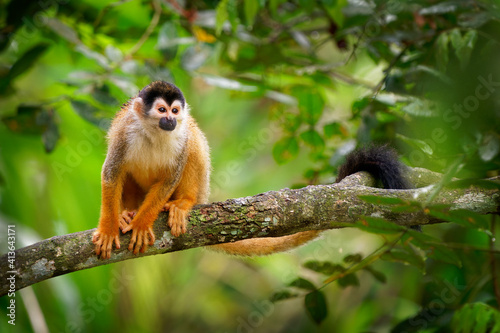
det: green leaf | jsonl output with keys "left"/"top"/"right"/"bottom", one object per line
{"left": 269, "top": 0, "right": 286, "bottom": 17}
{"left": 322, "top": 0, "right": 346, "bottom": 27}
{"left": 226, "top": 0, "right": 240, "bottom": 33}
{"left": 269, "top": 290, "right": 298, "bottom": 302}
{"left": 215, "top": 0, "right": 229, "bottom": 35}
{"left": 380, "top": 247, "right": 425, "bottom": 272}
{"left": 479, "top": 133, "right": 500, "bottom": 162}
{"left": 71, "top": 100, "right": 107, "bottom": 129}
{"left": 343, "top": 253, "right": 362, "bottom": 264}
{"left": 435, "top": 32, "right": 449, "bottom": 71}
{"left": 181, "top": 45, "right": 211, "bottom": 71}
{"left": 396, "top": 133, "right": 434, "bottom": 155}
{"left": 2, "top": 105, "right": 44, "bottom": 135}
{"left": 157, "top": 22, "right": 179, "bottom": 59}
{"left": 354, "top": 216, "right": 406, "bottom": 235}
{"left": 295, "top": 88, "right": 324, "bottom": 126}
{"left": 401, "top": 98, "right": 435, "bottom": 117}
{"left": 288, "top": 277, "right": 316, "bottom": 291}
{"left": 244, "top": 0, "right": 259, "bottom": 27}
{"left": 363, "top": 266, "right": 387, "bottom": 283}
{"left": 323, "top": 122, "right": 343, "bottom": 138}
{"left": 272, "top": 136, "right": 299, "bottom": 164}
{"left": 458, "top": 12, "right": 492, "bottom": 29}
{"left": 305, "top": 290, "right": 328, "bottom": 325}
{"left": 447, "top": 179, "right": 500, "bottom": 190}
{"left": 403, "top": 231, "right": 462, "bottom": 267}
{"left": 303, "top": 261, "right": 345, "bottom": 275}
{"left": 450, "top": 29, "right": 477, "bottom": 70}
{"left": 91, "top": 84, "right": 119, "bottom": 106}
{"left": 299, "top": 129, "right": 324, "bottom": 150}
{"left": 427, "top": 208, "right": 490, "bottom": 231}
{"left": 38, "top": 109, "right": 60, "bottom": 153}
{"left": 420, "top": 3, "right": 458, "bottom": 15}
{"left": 337, "top": 273, "right": 360, "bottom": 288}
{"left": 8, "top": 43, "right": 49, "bottom": 81}
{"left": 452, "top": 303, "right": 500, "bottom": 333}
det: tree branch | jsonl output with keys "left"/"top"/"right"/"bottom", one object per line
{"left": 1, "top": 168, "right": 499, "bottom": 297}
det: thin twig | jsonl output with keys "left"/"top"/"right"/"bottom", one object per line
{"left": 491, "top": 215, "right": 500, "bottom": 309}
{"left": 125, "top": 0, "right": 162, "bottom": 59}
{"left": 371, "top": 45, "right": 409, "bottom": 100}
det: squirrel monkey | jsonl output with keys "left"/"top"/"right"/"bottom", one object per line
{"left": 93, "top": 81, "right": 210, "bottom": 259}
{"left": 93, "top": 81, "right": 409, "bottom": 259}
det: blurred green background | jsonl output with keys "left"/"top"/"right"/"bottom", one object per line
{"left": 0, "top": 0, "right": 499, "bottom": 332}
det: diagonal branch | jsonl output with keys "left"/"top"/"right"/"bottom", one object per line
{"left": 1, "top": 168, "right": 499, "bottom": 297}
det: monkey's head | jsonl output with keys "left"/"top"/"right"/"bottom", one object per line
{"left": 132, "top": 81, "right": 188, "bottom": 132}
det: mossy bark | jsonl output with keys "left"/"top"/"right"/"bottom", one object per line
{"left": 1, "top": 169, "right": 498, "bottom": 297}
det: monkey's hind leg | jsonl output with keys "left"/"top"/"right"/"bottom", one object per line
{"left": 163, "top": 199, "right": 195, "bottom": 237}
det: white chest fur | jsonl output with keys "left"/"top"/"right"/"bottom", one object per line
{"left": 124, "top": 122, "right": 187, "bottom": 190}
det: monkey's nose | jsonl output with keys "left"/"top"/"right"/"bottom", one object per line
{"left": 159, "top": 117, "right": 177, "bottom": 131}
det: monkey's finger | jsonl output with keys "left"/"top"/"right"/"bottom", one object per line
{"left": 140, "top": 239, "right": 148, "bottom": 253}
{"left": 105, "top": 238, "right": 113, "bottom": 259}
{"left": 128, "top": 230, "right": 137, "bottom": 251}
{"left": 119, "top": 218, "right": 130, "bottom": 232}
{"left": 163, "top": 203, "right": 171, "bottom": 211}
{"left": 121, "top": 223, "right": 133, "bottom": 234}
{"left": 95, "top": 239, "right": 102, "bottom": 256}
{"left": 92, "top": 232, "right": 100, "bottom": 243}
{"left": 114, "top": 235, "right": 121, "bottom": 249}
{"left": 134, "top": 232, "right": 143, "bottom": 255}
{"left": 148, "top": 229, "right": 155, "bottom": 245}
{"left": 168, "top": 208, "right": 178, "bottom": 228}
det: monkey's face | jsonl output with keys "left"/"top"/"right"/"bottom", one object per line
{"left": 133, "top": 81, "right": 188, "bottom": 133}
{"left": 132, "top": 97, "right": 187, "bottom": 133}
{"left": 152, "top": 98, "right": 183, "bottom": 132}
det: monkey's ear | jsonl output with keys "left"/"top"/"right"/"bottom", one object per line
{"left": 132, "top": 97, "right": 145, "bottom": 116}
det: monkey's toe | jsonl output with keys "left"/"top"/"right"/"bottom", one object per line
{"left": 168, "top": 206, "right": 187, "bottom": 237}
{"left": 92, "top": 230, "right": 120, "bottom": 259}
{"left": 119, "top": 210, "right": 137, "bottom": 232}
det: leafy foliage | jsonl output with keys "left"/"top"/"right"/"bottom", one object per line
{"left": 0, "top": 0, "right": 499, "bottom": 332}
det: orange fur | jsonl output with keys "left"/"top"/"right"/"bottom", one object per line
{"left": 93, "top": 81, "right": 210, "bottom": 259}
{"left": 93, "top": 81, "right": 318, "bottom": 259}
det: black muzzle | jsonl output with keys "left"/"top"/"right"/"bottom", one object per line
{"left": 159, "top": 117, "right": 177, "bottom": 131}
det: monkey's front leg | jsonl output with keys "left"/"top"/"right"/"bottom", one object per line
{"left": 163, "top": 199, "right": 196, "bottom": 237}
{"left": 93, "top": 179, "right": 124, "bottom": 259}
{"left": 120, "top": 182, "right": 174, "bottom": 254}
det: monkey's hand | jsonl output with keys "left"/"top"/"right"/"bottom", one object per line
{"left": 120, "top": 215, "right": 155, "bottom": 255}
{"left": 92, "top": 225, "right": 120, "bottom": 260}
{"left": 163, "top": 199, "right": 194, "bottom": 237}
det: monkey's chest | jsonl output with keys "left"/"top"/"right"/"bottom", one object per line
{"left": 124, "top": 131, "right": 185, "bottom": 190}
{"left": 126, "top": 161, "right": 175, "bottom": 191}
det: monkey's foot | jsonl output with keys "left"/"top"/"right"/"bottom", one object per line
{"left": 92, "top": 229, "right": 120, "bottom": 260}
{"left": 119, "top": 210, "right": 137, "bottom": 231}
{"left": 164, "top": 201, "right": 190, "bottom": 237}
{"left": 120, "top": 220, "right": 155, "bottom": 255}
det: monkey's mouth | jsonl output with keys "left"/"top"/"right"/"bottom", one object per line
{"left": 159, "top": 117, "right": 177, "bottom": 131}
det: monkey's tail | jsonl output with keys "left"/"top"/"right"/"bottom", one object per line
{"left": 336, "top": 145, "right": 410, "bottom": 189}
{"left": 208, "top": 231, "right": 321, "bottom": 256}
{"left": 210, "top": 145, "right": 411, "bottom": 256}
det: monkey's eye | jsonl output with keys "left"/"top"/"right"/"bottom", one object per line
{"left": 158, "top": 107, "right": 166, "bottom": 113}
{"left": 172, "top": 108, "right": 179, "bottom": 114}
